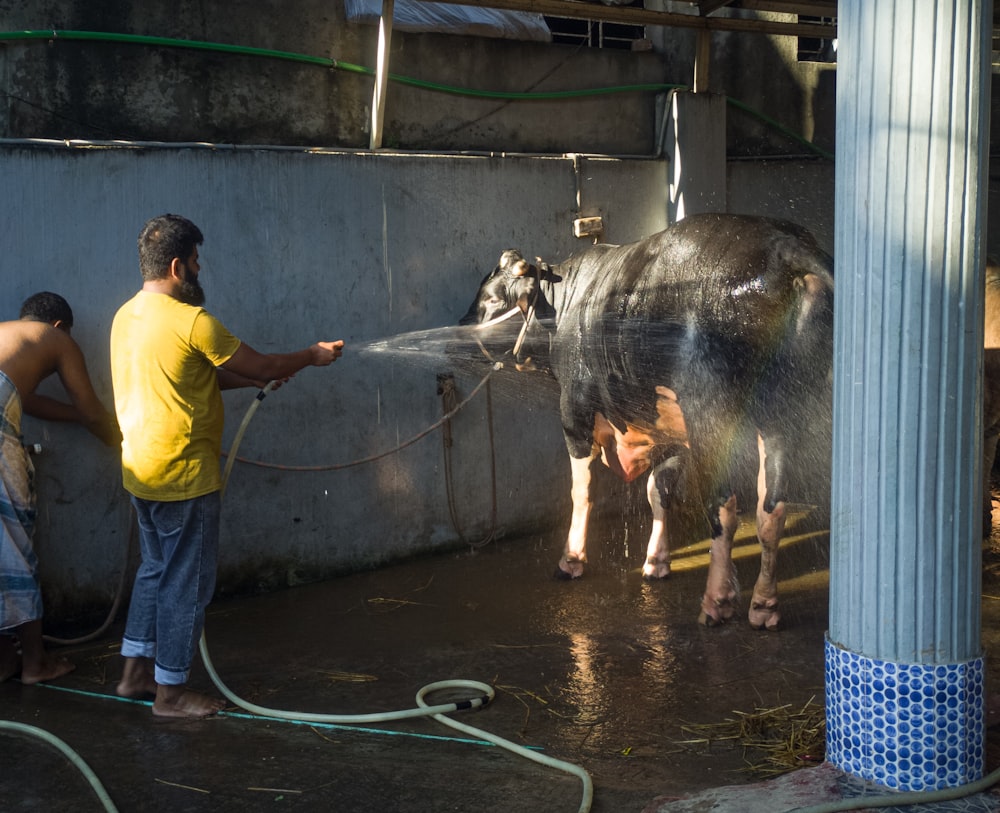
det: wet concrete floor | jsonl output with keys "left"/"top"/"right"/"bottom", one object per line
{"left": 3, "top": 504, "right": 1000, "bottom": 812}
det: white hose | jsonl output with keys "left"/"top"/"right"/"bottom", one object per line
{"left": 220, "top": 380, "right": 277, "bottom": 500}
{"left": 415, "top": 681, "right": 595, "bottom": 811}
{"left": 203, "top": 381, "right": 594, "bottom": 813}
{"left": 199, "top": 638, "right": 493, "bottom": 723}
{"left": 786, "top": 764, "right": 1000, "bottom": 813}
{"left": 0, "top": 720, "right": 119, "bottom": 812}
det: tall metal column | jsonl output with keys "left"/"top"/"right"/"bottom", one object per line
{"left": 827, "top": 0, "right": 992, "bottom": 790}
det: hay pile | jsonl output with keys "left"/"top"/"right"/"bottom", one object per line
{"left": 676, "top": 698, "right": 826, "bottom": 777}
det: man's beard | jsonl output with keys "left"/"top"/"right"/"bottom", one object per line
{"left": 178, "top": 274, "right": 205, "bottom": 306}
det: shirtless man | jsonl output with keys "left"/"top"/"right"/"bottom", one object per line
{"left": 0, "top": 292, "right": 120, "bottom": 685}
{"left": 111, "top": 214, "right": 343, "bottom": 719}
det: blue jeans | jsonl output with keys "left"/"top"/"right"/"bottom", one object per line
{"left": 121, "top": 492, "right": 220, "bottom": 686}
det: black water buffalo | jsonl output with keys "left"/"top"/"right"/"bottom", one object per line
{"left": 460, "top": 213, "right": 834, "bottom": 629}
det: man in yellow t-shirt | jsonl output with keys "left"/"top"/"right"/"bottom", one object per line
{"left": 110, "top": 213, "right": 344, "bottom": 719}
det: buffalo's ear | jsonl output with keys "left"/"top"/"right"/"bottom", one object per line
{"left": 535, "top": 258, "right": 561, "bottom": 283}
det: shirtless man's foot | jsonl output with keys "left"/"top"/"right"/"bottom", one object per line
{"left": 153, "top": 685, "right": 225, "bottom": 719}
{"left": 0, "top": 636, "right": 21, "bottom": 682}
{"left": 20, "top": 653, "right": 75, "bottom": 685}
{"left": 15, "top": 620, "right": 75, "bottom": 685}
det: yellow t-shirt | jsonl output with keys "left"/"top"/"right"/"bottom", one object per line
{"left": 110, "top": 291, "right": 242, "bottom": 501}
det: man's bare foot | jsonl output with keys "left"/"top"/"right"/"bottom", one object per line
{"left": 10, "top": 619, "right": 73, "bottom": 685}
{"left": 19, "top": 653, "right": 75, "bottom": 685}
{"left": 152, "top": 686, "right": 225, "bottom": 719}
{"left": 116, "top": 672, "right": 157, "bottom": 699}
{"left": 115, "top": 657, "right": 157, "bottom": 700}
{"left": 116, "top": 658, "right": 158, "bottom": 699}
{"left": 0, "top": 638, "right": 21, "bottom": 682}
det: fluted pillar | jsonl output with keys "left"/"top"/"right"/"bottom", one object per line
{"left": 827, "top": 0, "right": 992, "bottom": 790}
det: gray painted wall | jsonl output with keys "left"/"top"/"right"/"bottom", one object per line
{"left": 4, "top": 141, "right": 844, "bottom": 622}
{"left": 3, "top": 142, "right": 676, "bottom": 619}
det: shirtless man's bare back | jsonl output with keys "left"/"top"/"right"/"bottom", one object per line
{"left": 0, "top": 292, "right": 119, "bottom": 685}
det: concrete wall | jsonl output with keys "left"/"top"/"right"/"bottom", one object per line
{"left": 728, "top": 159, "right": 834, "bottom": 253}
{"left": 2, "top": 142, "right": 673, "bottom": 619}
{"left": 0, "top": 1, "right": 846, "bottom": 158}
{"left": 0, "top": 1, "right": 673, "bottom": 154}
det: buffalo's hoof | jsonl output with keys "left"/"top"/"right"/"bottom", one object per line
{"left": 555, "top": 556, "right": 585, "bottom": 580}
{"left": 642, "top": 558, "right": 671, "bottom": 580}
{"left": 749, "top": 600, "right": 781, "bottom": 631}
{"left": 698, "top": 609, "right": 726, "bottom": 627}
{"left": 699, "top": 595, "right": 736, "bottom": 627}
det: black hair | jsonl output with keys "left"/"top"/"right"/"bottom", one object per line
{"left": 19, "top": 292, "right": 74, "bottom": 327}
{"left": 138, "top": 214, "right": 204, "bottom": 281}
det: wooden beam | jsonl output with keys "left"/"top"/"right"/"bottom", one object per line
{"left": 735, "top": 0, "right": 837, "bottom": 17}
{"left": 693, "top": 28, "right": 711, "bottom": 91}
{"left": 420, "top": 0, "right": 838, "bottom": 38}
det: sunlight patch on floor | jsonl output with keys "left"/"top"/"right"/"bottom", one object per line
{"left": 662, "top": 527, "right": 829, "bottom": 574}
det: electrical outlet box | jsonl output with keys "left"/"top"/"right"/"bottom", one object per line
{"left": 573, "top": 216, "right": 604, "bottom": 239}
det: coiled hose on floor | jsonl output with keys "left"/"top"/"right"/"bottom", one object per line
{"left": 203, "top": 381, "right": 594, "bottom": 812}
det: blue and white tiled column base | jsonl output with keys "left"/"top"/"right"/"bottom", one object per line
{"left": 824, "top": 636, "right": 985, "bottom": 790}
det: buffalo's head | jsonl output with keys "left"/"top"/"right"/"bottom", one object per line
{"left": 457, "top": 250, "right": 558, "bottom": 372}
{"left": 460, "top": 250, "right": 544, "bottom": 325}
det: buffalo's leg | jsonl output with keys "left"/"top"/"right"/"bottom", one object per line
{"left": 558, "top": 452, "right": 597, "bottom": 578}
{"left": 642, "top": 472, "right": 671, "bottom": 579}
{"left": 699, "top": 492, "right": 740, "bottom": 625}
{"left": 681, "top": 416, "right": 741, "bottom": 625}
{"left": 750, "top": 433, "right": 787, "bottom": 630}
{"left": 686, "top": 414, "right": 741, "bottom": 625}
{"left": 642, "top": 451, "right": 687, "bottom": 579}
